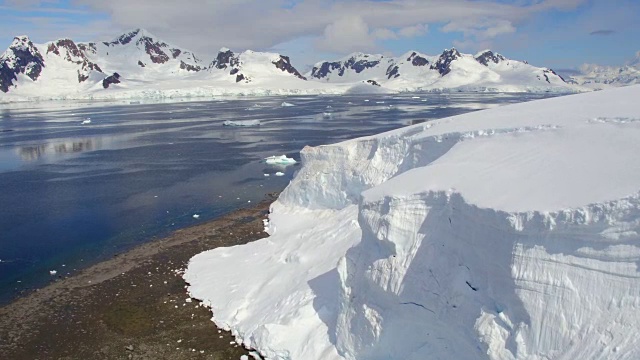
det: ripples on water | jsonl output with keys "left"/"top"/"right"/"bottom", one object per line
{"left": 0, "top": 92, "right": 557, "bottom": 303}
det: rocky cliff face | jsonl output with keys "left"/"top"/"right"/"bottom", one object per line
{"left": 272, "top": 55, "right": 306, "bottom": 80}
{"left": 475, "top": 50, "right": 506, "bottom": 66}
{"left": 0, "top": 36, "right": 45, "bottom": 92}
{"left": 310, "top": 53, "right": 384, "bottom": 79}
{"left": 430, "top": 48, "right": 461, "bottom": 76}
{"left": 46, "top": 39, "right": 103, "bottom": 83}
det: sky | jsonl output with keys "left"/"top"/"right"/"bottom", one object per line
{"left": 0, "top": 0, "right": 638, "bottom": 72}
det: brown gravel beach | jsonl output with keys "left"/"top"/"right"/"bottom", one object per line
{"left": 0, "top": 194, "right": 278, "bottom": 360}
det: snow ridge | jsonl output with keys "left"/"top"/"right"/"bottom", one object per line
{"left": 185, "top": 85, "right": 640, "bottom": 360}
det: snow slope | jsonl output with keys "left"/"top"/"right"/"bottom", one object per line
{"left": 185, "top": 85, "right": 640, "bottom": 360}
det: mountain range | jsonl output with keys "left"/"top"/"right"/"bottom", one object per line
{"left": 564, "top": 52, "right": 640, "bottom": 89}
{"left": 0, "top": 28, "right": 609, "bottom": 100}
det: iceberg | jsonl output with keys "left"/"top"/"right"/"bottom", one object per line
{"left": 223, "top": 120, "right": 261, "bottom": 127}
{"left": 185, "top": 85, "right": 640, "bottom": 360}
{"left": 264, "top": 155, "right": 296, "bottom": 165}
{"left": 281, "top": 102, "right": 295, "bottom": 107}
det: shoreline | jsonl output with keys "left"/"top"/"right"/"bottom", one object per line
{"left": 0, "top": 194, "right": 277, "bottom": 359}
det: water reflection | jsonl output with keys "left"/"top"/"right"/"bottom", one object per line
{"left": 18, "top": 139, "right": 95, "bottom": 161}
{"left": 18, "top": 145, "right": 47, "bottom": 161}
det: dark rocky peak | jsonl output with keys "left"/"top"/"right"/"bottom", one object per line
{"left": 107, "top": 29, "right": 142, "bottom": 46}
{"left": 475, "top": 50, "right": 506, "bottom": 66}
{"left": 406, "top": 51, "right": 429, "bottom": 66}
{"left": 366, "top": 79, "right": 380, "bottom": 86}
{"left": 0, "top": 36, "right": 45, "bottom": 92}
{"left": 106, "top": 29, "right": 173, "bottom": 64}
{"left": 136, "top": 36, "right": 170, "bottom": 64}
{"left": 211, "top": 48, "right": 239, "bottom": 70}
{"left": 45, "top": 38, "right": 103, "bottom": 83}
{"left": 141, "top": 41, "right": 169, "bottom": 64}
{"left": 430, "top": 48, "right": 461, "bottom": 76}
{"left": 46, "top": 39, "right": 84, "bottom": 62}
{"left": 272, "top": 55, "right": 306, "bottom": 80}
{"left": 310, "top": 61, "right": 342, "bottom": 79}
{"left": 310, "top": 53, "right": 382, "bottom": 79}
{"left": 102, "top": 72, "right": 121, "bottom": 88}
{"left": 77, "top": 42, "right": 97, "bottom": 54}
{"left": 344, "top": 53, "right": 381, "bottom": 73}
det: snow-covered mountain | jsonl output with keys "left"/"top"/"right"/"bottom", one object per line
{"left": 207, "top": 47, "right": 306, "bottom": 84}
{"left": 566, "top": 51, "right": 640, "bottom": 89}
{"left": 0, "top": 29, "right": 582, "bottom": 101}
{"left": 0, "top": 29, "right": 317, "bottom": 99}
{"left": 308, "top": 48, "right": 573, "bottom": 92}
{"left": 185, "top": 84, "right": 640, "bottom": 360}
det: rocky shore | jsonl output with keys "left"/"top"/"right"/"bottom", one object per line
{"left": 0, "top": 194, "right": 277, "bottom": 359}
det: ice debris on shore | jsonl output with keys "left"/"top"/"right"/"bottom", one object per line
{"left": 49, "top": 270, "right": 57, "bottom": 275}
{"left": 265, "top": 155, "right": 296, "bottom": 165}
{"left": 274, "top": 172, "right": 285, "bottom": 176}
{"left": 192, "top": 214, "right": 200, "bottom": 219}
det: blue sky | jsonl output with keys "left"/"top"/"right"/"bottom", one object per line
{"left": 1, "top": 0, "right": 638, "bottom": 71}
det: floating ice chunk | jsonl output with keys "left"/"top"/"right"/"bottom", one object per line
{"left": 265, "top": 155, "right": 296, "bottom": 165}
{"left": 275, "top": 172, "right": 285, "bottom": 176}
{"left": 323, "top": 112, "right": 332, "bottom": 118}
{"left": 49, "top": 270, "right": 57, "bottom": 275}
{"left": 412, "top": 96, "right": 421, "bottom": 99}
{"left": 263, "top": 174, "right": 270, "bottom": 177}
{"left": 245, "top": 104, "right": 265, "bottom": 111}
{"left": 81, "top": 119, "right": 91, "bottom": 125}
{"left": 281, "top": 102, "right": 295, "bottom": 107}
{"left": 364, "top": 99, "right": 370, "bottom": 102}
{"left": 223, "top": 120, "right": 261, "bottom": 127}
{"left": 376, "top": 101, "right": 385, "bottom": 104}
{"left": 193, "top": 214, "right": 200, "bottom": 219}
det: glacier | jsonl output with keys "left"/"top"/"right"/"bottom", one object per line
{"left": 184, "top": 85, "right": 640, "bottom": 359}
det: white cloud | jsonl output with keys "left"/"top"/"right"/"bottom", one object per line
{"left": 398, "top": 23, "right": 428, "bottom": 38}
{"left": 373, "top": 28, "right": 398, "bottom": 40}
{"left": 316, "top": 16, "right": 377, "bottom": 54}
{"left": 1, "top": 0, "right": 592, "bottom": 57}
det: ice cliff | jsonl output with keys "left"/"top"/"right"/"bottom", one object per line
{"left": 185, "top": 85, "right": 640, "bottom": 359}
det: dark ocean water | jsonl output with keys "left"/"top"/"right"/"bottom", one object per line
{"left": 0, "top": 92, "right": 557, "bottom": 304}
